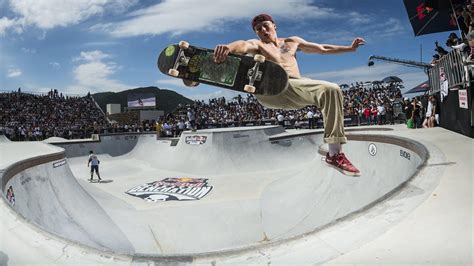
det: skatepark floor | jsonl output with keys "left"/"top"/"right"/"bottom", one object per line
{"left": 0, "top": 124, "right": 472, "bottom": 265}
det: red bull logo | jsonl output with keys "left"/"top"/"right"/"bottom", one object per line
{"left": 416, "top": 3, "right": 433, "bottom": 20}
{"left": 185, "top": 135, "right": 207, "bottom": 145}
{"left": 126, "top": 177, "right": 213, "bottom": 202}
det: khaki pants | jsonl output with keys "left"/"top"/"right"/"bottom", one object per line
{"left": 256, "top": 78, "right": 347, "bottom": 144}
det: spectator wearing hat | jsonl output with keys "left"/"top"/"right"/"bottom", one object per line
{"left": 430, "top": 54, "right": 440, "bottom": 65}
{"left": 466, "top": 31, "right": 474, "bottom": 63}
{"left": 446, "top": 32, "right": 463, "bottom": 49}
{"left": 435, "top": 41, "right": 448, "bottom": 58}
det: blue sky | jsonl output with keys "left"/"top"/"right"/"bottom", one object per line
{"left": 0, "top": 0, "right": 455, "bottom": 100}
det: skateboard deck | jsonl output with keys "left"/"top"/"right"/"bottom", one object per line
{"left": 157, "top": 41, "right": 289, "bottom": 95}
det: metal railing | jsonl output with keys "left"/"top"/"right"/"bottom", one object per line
{"left": 428, "top": 49, "right": 472, "bottom": 94}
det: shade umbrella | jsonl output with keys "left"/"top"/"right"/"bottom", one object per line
{"left": 339, "top": 84, "right": 350, "bottom": 88}
{"left": 403, "top": 0, "right": 464, "bottom": 36}
{"left": 382, "top": 76, "right": 403, "bottom": 83}
{"left": 405, "top": 80, "right": 430, "bottom": 94}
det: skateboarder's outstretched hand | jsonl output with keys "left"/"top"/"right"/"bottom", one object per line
{"left": 350, "top": 37, "right": 366, "bottom": 50}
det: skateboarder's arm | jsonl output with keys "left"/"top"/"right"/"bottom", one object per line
{"left": 290, "top": 36, "right": 365, "bottom": 54}
{"left": 214, "top": 40, "right": 259, "bottom": 63}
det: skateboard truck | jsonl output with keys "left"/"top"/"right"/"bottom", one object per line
{"left": 168, "top": 41, "right": 190, "bottom": 77}
{"left": 244, "top": 54, "right": 265, "bottom": 93}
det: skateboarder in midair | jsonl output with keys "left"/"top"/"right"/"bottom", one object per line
{"left": 87, "top": 150, "right": 102, "bottom": 182}
{"left": 213, "top": 14, "right": 365, "bottom": 176}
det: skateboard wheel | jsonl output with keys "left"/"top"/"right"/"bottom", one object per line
{"left": 168, "top": 69, "right": 179, "bottom": 77}
{"left": 178, "top": 41, "right": 189, "bottom": 49}
{"left": 254, "top": 54, "right": 265, "bottom": 63}
{"left": 183, "top": 79, "right": 200, "bottom": 87}
{"left": 244, "top": 85, "right": 256, "bottom": 93}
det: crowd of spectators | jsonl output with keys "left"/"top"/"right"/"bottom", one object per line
{"left": 0, "top": 89, "right": 108, "bottom": 141}
{"left": 343, "top": 82, "right": 403, "bottom": 125}
{"left": 454, "top": 0, "right": 473, "bottom": 36}
{"left": 155, "top": 81, "right": 404, "bottom": 137}
{"left": 1, "top": 81, "right": 407, "bottom": 140}
{"left": 431, "top": 1, "right": 474, "bottom": 65}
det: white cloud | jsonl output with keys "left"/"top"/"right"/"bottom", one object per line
{"left": 307, "top": 17, "right": 405, "bottom": 44}
{"left": 366, "top": 18, "right": 406, "bottom": 38}
{"left": 21, "top": 47, "right": 36, "bottom": 54}
{"left": 347, "top": 12, "right": 372, "bottom": 25}
{"left": 0, "top": 0, "right": 137, "bottom": 34}
{"left": 73, "top": 50, "right": 111, "bottom": 62}
{"left": 68, "top": 50, "right": 133, "bottom": 94}
{"left": 49, "top": 62, "right": 61, "bottom": 69}
{"left": 7, "top": 68, "right": 22, "bottom": 77}
{"left": 93, "top": 0, "right": 334, "bottom": 38}
{"left": 83, "top": 41, "right": 120, "bottom": 47}
{"left": 0, "top": 17, "right": 19, "bottom": 35}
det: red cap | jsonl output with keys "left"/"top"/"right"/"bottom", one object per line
{"left": 251, "top": 14, "right": 274, "bottom": 30}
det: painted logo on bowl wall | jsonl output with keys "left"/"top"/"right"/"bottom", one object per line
{"left": 126, "top": 177, "right": 213, "bottom": 202}
{"left": 368, "top": 143, "right": 377, "bottom": 156}
{"left": 53, "top": 159, "right": 67, "bottom": 168}
{"left": 185, "top": 135, "right": 207, "bottom": 145}
{"left": 6, "top": 186, "right": 15, "bottom": 206}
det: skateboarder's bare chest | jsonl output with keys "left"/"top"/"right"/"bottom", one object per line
{"left": 258, "top": 40, "right": 298, "bottom": 63}
{"left": 258, "top": 40, "right": 300, "bottom": 77}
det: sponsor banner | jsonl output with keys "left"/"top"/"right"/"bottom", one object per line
{"left": 126, "top": 177, "right": 213, "bottom": 202}
{"left": 185, "top": 135, "right": 207, "bottom": 145}
{"left": 344, "top": 115, "right": 359, "bottom": 126}
{"left": 458, "top": 89, "right": 468, "bottom": 109}
{"left": 20, "top": 175, "right": 31, "bottom": 186}
{"left": 53, "top": 159, "right": 67, "bottom": 168}
{"left": 233, "top": 134, "right": 249, "bottom": 139}
{"left": 6, "top": 185, "right": 15, "bottom": 206}
{"left": 400, "top": 149, "right": 411, "bottom": 160}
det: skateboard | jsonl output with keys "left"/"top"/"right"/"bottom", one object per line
{"left": 157, "top": 41, "right": 289, "bottom": 95}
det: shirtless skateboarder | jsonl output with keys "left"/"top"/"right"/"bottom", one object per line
{"left": 213, "top": 14, "right": 365, "bottom": 176}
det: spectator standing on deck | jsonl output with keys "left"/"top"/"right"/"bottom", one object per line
{"left": 423, "top": 95, "right": 439, "bottom": 128}
{"left": 277, "top": 112, "right": 285, "bottom": 127}
{"left": 363, "top": 105, "right": 371, "bottom": 125}
{"left": 307, "top": 108, "right": 315, "bottom": 129}
{"left": 370, "top": 105, "right": 378, "bottom": 125}
{"left": 376, "top": 102, "right": 386, "bottom": 125}
{"left": 187, "top": 108, "right": 196, "bottom": 131}
{"left": 466, "top": 31, "right": 474, "bottom": 63}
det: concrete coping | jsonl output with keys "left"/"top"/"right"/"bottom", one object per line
{"left": 1, "top": 150, "right": 65, "bottom": 191}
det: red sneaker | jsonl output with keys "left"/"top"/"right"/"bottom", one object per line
{"left": 325, "top": 152, "right": 360, "bottom": 176}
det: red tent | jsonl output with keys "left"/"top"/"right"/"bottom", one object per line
{"left": 405, "top": 80, "right": 430, "bottom": 94}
